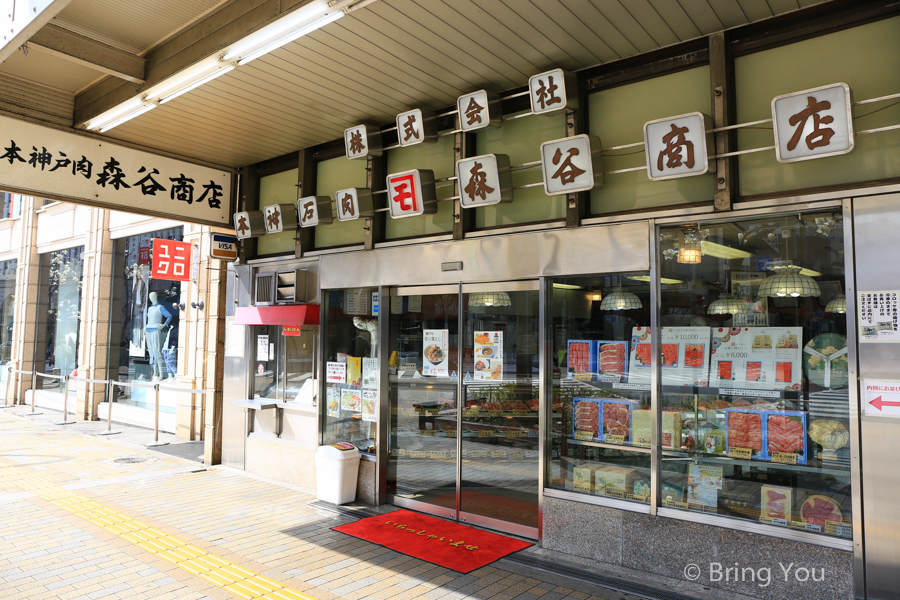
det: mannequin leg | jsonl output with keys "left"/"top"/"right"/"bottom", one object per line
{"left": 146, "top": 329, "right": 165, "bottom": 380}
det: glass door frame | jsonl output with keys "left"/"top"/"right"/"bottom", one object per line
{"left": 381, "top": 280, "right": 542, "bottom": 540}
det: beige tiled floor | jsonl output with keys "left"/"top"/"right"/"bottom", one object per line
{"left": 0, "top": 408, "right": 634, "bottom": 600}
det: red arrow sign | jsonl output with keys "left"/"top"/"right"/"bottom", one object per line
{"left": 868, "top": 396, "right": 900, "bottom": 411}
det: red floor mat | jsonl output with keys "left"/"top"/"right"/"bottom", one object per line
{"left": 332, "top": 509, "right": 532, "bottom": 573}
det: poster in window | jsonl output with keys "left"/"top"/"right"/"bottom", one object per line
{"left": 422, "top": 329, "right": 449, "bottom": 377}
{"left": 361, "top": 390, "right": 377, "bottom": 422}
{"left": 257, "top": 335, "right": 269, "bottom": 361}
{"left": 346, "top": 357, "right": 362, "bottom": 387}
{"left": 858, "top": 291, "right": 900, "bottom": 342}
{"left": 344, "top": 289, "right": 369, "bottom": 316}
{"left": 628, "top": 327, "right": 710, "bottom": 386}
{"left": 408, "top": 295, "right": 422, "bottom": 313}
{"left": 362, "top": 358, "right": 378, "bottom": 389}
{"left": 326, "top": 388, "right": 340, "bottom": 417}
{"left": 341, "top": 389, "right": 361, "bottom": 412}
{"left": 709, "top": 327, "right": 803, "bottom": 392}
{"left": 390, "top": 296, "right": 403, "bottom": 314}
{"left": 474, "top": 331, "right": 503, "bottom": 381}
{"left": 326, "top": 361, "right": 346, "bottom": 384}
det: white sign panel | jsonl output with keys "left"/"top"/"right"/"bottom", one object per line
{"left": 298, "top": 196, "right": 332, "bottom": 227}
{"left": 396, "top": 109, "right": 430, "bottom": 147}
{"left": 457, "top": 90, "right": 499, "bottom": 132}
{"left": 628, "top": 326, "right": 711, "bottom": 387}
{"left": 0, "top": 115, "right": 231, "bottom": 225}
{"left": 257, "top": 335, "right": 269, "bottom": 361}
{"left": 344, "top": 124, "right": 380, "bottom": 159}
{"left": 709, "top": 327, "right": 803, "bottom": 392}
{"left": 456, "top": 154, "right": 512, "bottom": 208}
{"left": 263, "top": 204, "right": 284, "bottom": 233}
{"left": 772, "top": 83, "right": 854, "bottom": 164}
{"left": 474, "top": 331, "right": 503, "bottom": 381}
{"left": 863, "top": 379, "right": 900, "bottom": 416}
{"left": 858, "top": 291, "right": 900, "bottom": 342}
{"left": 335, "top": 188, "right": 361, "bottom": 221}
{"left": 326, "top": 361, "right": 347, "bottom": 384}
{"left": 387, "top": 169, "right": 436, "bottom": 218}
{"left": 540, "top": 135, "right": 600, "bottom": 196}
{"left": 529, "top": 69, "right": 569, "bottom": 115}
{"left": 643, "top": 112, "right": 712, "bottom": 180}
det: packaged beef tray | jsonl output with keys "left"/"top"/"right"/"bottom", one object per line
{"left": 572, "top": 398, "right": 602, "bottom": 441}
{"left": 596, "top": 340, "right": 629, "bottom": 381}
{"left": 765, "top": 411, "right": 808, "bottom": 465}
{"left": 725, "top": 408, "right": 767, "bottom": 460}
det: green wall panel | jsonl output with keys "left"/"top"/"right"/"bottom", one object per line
{"left": 385, "top": 135, "right": 455, "bottom": 240}
{"left": 256, "top": 169, "right": 297, "bottom": 256}
{"left": 314, "top": 156, "right": 367, "bottom": 248}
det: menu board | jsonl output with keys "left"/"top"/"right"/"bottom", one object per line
{"left": 474, "top": 331, "right": 503, "bottom": 381}
{"left": 362, "top": 358, "right": 377, "bottom": 389}
{"left": 422, "top": 329, "right": 449, "bottom": 377}
{"left": 341, "top": 389, "right": 361, "bottom": 412}
{"left": 628, "top": 327, "right": 710, "bottom": 386}
{"left": 344, "top": 289, "right": 369, "bottom": 316}
{"left": 346, "top": 357, "right": 362, "bottom": 387}
{"left": 858, "top": 291, "right": 900, "bottom": 342}
{"left": 257, "top": 335, "right": 269, "bottom": 361}
{"left": 326, "top": 361, "right": 346, "bottom": 384}
{"left": 361, "top": 390, "right": 377, "bottom": 422}
{"left": 326, "top": 388, "right": 339, "bottom": 416}
{"left": 709, "top": 327, "right": 803, "bottom": 392}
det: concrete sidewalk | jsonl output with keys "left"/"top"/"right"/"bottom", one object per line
{"left": 0, "top": 406, "right": 746, "bottom": 600}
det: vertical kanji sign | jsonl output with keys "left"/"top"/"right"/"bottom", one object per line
{"left": 152, "top": 239, "right": 191, "bottom": 282}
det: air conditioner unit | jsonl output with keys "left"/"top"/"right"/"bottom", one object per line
{"left": 275, "top": 269, "right": 308, "bottom": 304}
{"left": 254, "top": 273, "right": 275, "bottom": 306}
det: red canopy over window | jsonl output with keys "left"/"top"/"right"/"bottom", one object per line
{"left": 233, "top": 304, "right": 319, "bottom": 326}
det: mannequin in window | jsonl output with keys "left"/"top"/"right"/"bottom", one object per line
{"left": 145, "top": 292, "right": 173, "bottom": 380}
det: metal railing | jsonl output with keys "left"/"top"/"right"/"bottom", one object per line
{"left": 4, "top": 368, "right": 215, "bottom": 448}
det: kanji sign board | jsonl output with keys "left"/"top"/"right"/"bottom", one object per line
{"left": 0, "top": 115, "right": 232, "bottom": 226}
{"left": 152, "top": 239, "right": 191, "bottom": 282}
{"left": 643, "top": 112, "right": 713, "bottom": 180}
{"left": 862, "top": 379, "right": 900, "bottom": 417}
{"left": 772, "top": 83, "right": 854, "bottom": 164}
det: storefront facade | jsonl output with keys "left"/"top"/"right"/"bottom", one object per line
{"left": 212, "top": 6, "right": 900, "bottom": 600}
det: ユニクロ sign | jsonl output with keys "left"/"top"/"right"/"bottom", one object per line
{"left": 0, "top": 115, "right": 232, "bottom": 226}
{"left": 152, "top": 239, "right": 191, "bottom": 282}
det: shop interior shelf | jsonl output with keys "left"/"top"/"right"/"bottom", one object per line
{"left": 564, "top": 438, "right": 651, "bottom": 454}
{"left": 660, "top": 450, "right": 850, "bottom": 476}
{"left": 571, "top": 379, "right": 801, "bottom": 400}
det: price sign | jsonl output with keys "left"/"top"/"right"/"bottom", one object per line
{"left": 410, "top": 451, "right": 427, "bottom": 458}
{"left": 512, "top": 410, "right": 527, "bottom": 416}
{"left": 728, "top": 447, "right": 753, "bottom": 459}
{"left": 791, "top": 521, "right": 822, "bottom": 532}
{"left": 573, "top": 481, "right": 591, "bottom": 492}
{"left": 575, "top": 430, "right": 594, "bottom": 441}
{"left": 626, "top": 494, "right": 650, "bottom": 503}
{"left": 573, "top": 373, "right": 594, "bottom": 382}
{"left": 506, "top": 431, "right": 526, "bottom": 438}
{"left": 663, "top": 499, "right": 689, "bottom": 509}
{"left": 470, "top": 450, "right": 489, "bottom": 458}
{"left": 463, "top": 409, "right": 480, "bottom": 417}
{"left": 606, "top": 489, "right": 626, "bottom": 499}
{"left": 635, "top": 437, "right": 651, "bottom": 447}
{"left": 477, "top": 430, "right": 493, "bottom": 438}
{"left": 825, "top": 520, "right": 852, "bottom": 538}
{"left": 771, "top": 451, "right": 798, "bottom": 464}
{"left": 396, "top": 449, "right": 408, "bottom": 457}
{"left": 487, "top": 410, "right": 503, "bottom": 417}
{"left": 420, "top": 430, "right": 436, "bottom": 436}
{"left": 491, "top": 451, "right": 507, "bottom": 458}
{"left": 390, "top": 407, "right": 398, "bottom": 415}
{"left": 446, "top": 429, "right": 457, "bottom": 438}
{"left": 605, "top": 434, "right": 625, "bottom": 445}
{"left": 760, "top": 516, "right": 788, "bottom": 527}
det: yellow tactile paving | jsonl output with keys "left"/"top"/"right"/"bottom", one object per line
{"left": 0, "top": 459, "right": 318, "bottom": 600}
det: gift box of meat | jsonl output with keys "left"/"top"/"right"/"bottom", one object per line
{"left": 572, "top": 463, "right": 603, "bottom": 493}
{"left": 598, "top": 466, "right": 638, "bottom": 497}
{"left": 601, "top": 399, "right": 639, "bottom": 444}
{"left": 596, "top": 341, "right": 629, "bottom": 382}
{"left": 567, "top": 340, "right": 597, "bottom": 379}
{"left": 765, "top": 411, "right": 808, "bottom": 465}
{"left": 572, "top": 398, "right": 602, "bottom": 441}
{"left": 725, "top": 408, "right": 768, "bottom": 460}
{"left": 629, "top": 409, "right": 682, "bottom": 448}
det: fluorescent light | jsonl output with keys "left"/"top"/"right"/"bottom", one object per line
{"left": 628, "top": 276, "right": 684, "bottom": 285}
{"left": 223, "top": 0, "right": 332, "bottom": 61}
{"left": 799, "top": 267, "right": 821, "bottom": 277}
{"left": 149, "top": 63, "right": 221, "bottom": 99}
{"left": 98, "top": 103, "right": 158, "bottom": 133}
{"left": 236, "top": 12, "right": 343, "bottom": 66}
{"left": 159, "top": 65, "right": 236, "bottom": 104}
{"left": 552, "top": 283, "right": 583, "bottom": 290}
{"left": 701, "top": 241, "right": 753, "bottom": 260}
{"left": 86, "top": 98, "right": 145, "bottom": 131}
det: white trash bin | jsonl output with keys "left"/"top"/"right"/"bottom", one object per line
{"left": 315, "top": 443, "right": 361, "bottom": 504}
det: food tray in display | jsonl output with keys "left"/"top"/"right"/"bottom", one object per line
{"left": 601, "top": 399, "right": 638, "bottom": 443}
{"left": 572, "top": 397, "right": 602, "bottom": 441}
{"left": 725, "top": 408, "right": 767, "bottom": 460}
{"left": 568, "top": 340, "right": 598, "bottom": 379}
{"left": 765, "top": 411, "right": 808, "bottom": 465}
{"left": 596, "top": 340, "right": 629, "bottom": 382}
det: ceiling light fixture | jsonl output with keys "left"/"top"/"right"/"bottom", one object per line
{"left": 700, "top": 241, "right": 753, "bottom": 260}
{"left": 236, "top": 12, "right": 344, "bottom": 66}
{"left": 159, "top": 64, "right": 237, "bottom": 105}
{"left": 98, "top": 103, "right": 158, "bottom": 133}
{"left": 627, "top": 275, "right": 684, "bottom": 285}
{"left": 708, "top": 293, "right": 749, "bottom": 315}
{"left": 756, "top": 230, "right": 821, "bottom": 298}
{"left": 469, "top": 292, "right": 511, "bottom": 307}
{"left": 677, "top": 229, "right": 702, "bottom": 264}
{"left": 825, "top": 294, "right": 847, "bottom": 314}
{"left": 223, "top": 0, "right": 334, "bottom": 61}
{"left": 600, "top": 288, "right": 642, "bottom": 310}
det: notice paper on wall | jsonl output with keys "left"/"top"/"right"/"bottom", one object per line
{"left": 326, "top": 361, "right": 346, "bottom": 384}
{"left": 257, "top": 335, "right": 269, "bottom": 361}
{"left": 858, "top": 291, "right": 900, "bottom": 342}
{"left": 474, "top": 331, "right": 503, "bottom": 381}
{"left": 362, "top": 358, "right": 377, "bottom": 389}
{"left": 326, "top": 388, "right": 339, "bottom": 417}
{"left": 422, "top": 330, "right": 449, "bottom": 377}
{"left": 361, "top": 390, "right": 377, "bottom": 422}
{"left": 346, "top": 357, "right": 362, "bottom": 387}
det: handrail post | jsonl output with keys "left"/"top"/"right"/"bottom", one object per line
{"left": 98, "top": 380, "right": 120, "bottom": 436}
{"left": 56, "top": 375, "right": 73, "bottom": 425}
{"left": 146, "top": 383, "right": 168, "bottom": 447}
{"left": 1, "top": 365, "right": 12, "bottom": 408}
{"left": 27, "top": 371, "right": 42, "bottom": 416}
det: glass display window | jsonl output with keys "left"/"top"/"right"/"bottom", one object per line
{"left": 251, "top": 324, "right": 317, "bottom": 402}
{"left": 108, "top": 228, "right": 182, "bottom": 407}
{"left": 321, "top": 287, "right": 379, "bottom": 453}
{"left": 545, "top": 274, "right": 652, "bottom": 505}
{"left": 657, "top": 210, "right": 851, "bottom": 539}
{"left": 37, "top": 247, "right": 84, "bottom": 391}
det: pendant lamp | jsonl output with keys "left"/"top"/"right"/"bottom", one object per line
{"left": 677, "top": 229, "right": 702, "bottom": 264}
{"left": 469, "top": 291, "right": 511, "bottom": 307}
{"left": 757, "top": 230, "right": 821, "bottom": 298}
{"left": 600, "top": 287, "right": 642, "bottom": 310}
{"left": 707, "top": 293, "right": 749, "bottom": 315}
{"left": 825, "top": 294, "right": 846, "bottom": 314}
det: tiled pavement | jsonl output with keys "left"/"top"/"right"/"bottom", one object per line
{"left": 0, "top": 406, "right": 651, "bottom": 600}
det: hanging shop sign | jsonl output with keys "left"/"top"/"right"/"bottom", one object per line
{"left": 344, "top": 124, "right": 382, "bottom": 159}
{"left": 0, "top": 115, "right": 232, "bottom": 226}
{"left": 209, "top": 233, "right": 238, "bottom": 260}
{"left": 233, "top": 210, "right": 266, "bottom": 239}
{"left": 772, "top": 83, "right": 853, "bottom": 164}
{"left": 335, "top": 187, "right": 374, "bottom": 221}
{"left": 858, "top": 291, "right": 900, "bottom": 342}
{"left": 298, "top": 195, "right": 332, "bottom": 227}
{"left": 457, "top": 90, "right": 502, "bottom": 132}
{"left": 387, "top": 169, "right": 437, "bottom": 218}
{"left": 643, "top": 112, "right": 714, "bottom": 181}
{"left": 262, "top": 203, "right": 298, "bottom": 234}
{"left": 456, "top": 154, "right": 513, "bottom": 208}
{"left": 529, "top": 69, "right": 575, "bottom": 115}
{"left": 396, "top": 108, "right": 438, "bottom": 147}
{"left": 151, "top": 238, "right": 192, "bottom": 282}
{"left": 540, "top": 134, "right": 603, "bottom": 195}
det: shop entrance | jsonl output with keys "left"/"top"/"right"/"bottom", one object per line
{"left": 386, "top": 281, "right": 540, "bottom": 538}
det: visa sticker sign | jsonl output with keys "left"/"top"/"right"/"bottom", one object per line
{"left": 210, "top": 233, "right": 238, "bottom": 260}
